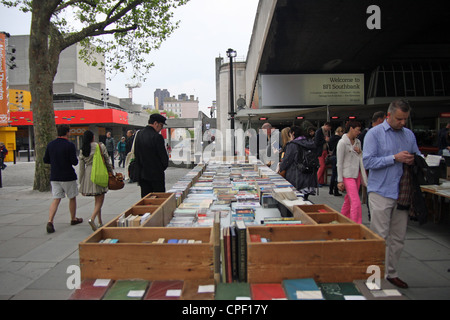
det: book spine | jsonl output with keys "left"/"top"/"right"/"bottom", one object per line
{"left": 236, "top": 223, "right": 247, "bottom": 282}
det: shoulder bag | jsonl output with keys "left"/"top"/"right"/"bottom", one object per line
{"left": 125, "top": 131, "right": 140, "bottom": 182}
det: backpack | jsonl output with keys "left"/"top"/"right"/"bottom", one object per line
{"left": 296, "top": 144, "right": 320, "bottom": 174}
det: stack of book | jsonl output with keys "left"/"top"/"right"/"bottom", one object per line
{"left": 231, "top": 208, "right": 255, "bottom": 223}
{"left": 116, "top": 212, "right": 151, "bottom": 227}
{"left": 166, "top": 208, "right": 198, "bottom": 227}
{"left": 221, "top": 221, "right": 247, "bottom": 283}
{"left": 166, "top": 164, "right": 205, "bottom": 205}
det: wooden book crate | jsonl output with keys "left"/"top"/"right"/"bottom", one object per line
{"left": 103, "top": 192, "right": 176, "bottom": 228}
{"left": 291, "top": 207, "right": 319, "bottom": 225}
{"left": 292, "top": 205, "right": 355, "bottom": 225}
{"left": 79, "top": 227, "right": 214, "bottom": 281}
{"left": 102, "top": 205, "right": 163, "bottom": 228}
{"left": 246, "top": 224, "right": 385, "bottom": 283}
{"left": 307, "top": 212, "right": 355, "bottom": 224}
{"left": 140, "top": 192, "right": 177, "bottom": 226}
{"left": 294, "top": 204, "right": 338, "bottom": 214}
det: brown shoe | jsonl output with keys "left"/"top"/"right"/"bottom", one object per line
{"left": 70, "top": 217, "right": 83, "bottom": 225}
{"left": 387, "top": 277, "right": 409, "bottom": 289}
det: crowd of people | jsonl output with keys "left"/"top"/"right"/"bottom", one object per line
{"left": 274, "top": 98, "right": 448, "bottom": 289}
{"left": 17, "top": 97, "right": 450, "bottom": 290}
{"left": 43, "top": 114, "right": 169, "bottom": 234}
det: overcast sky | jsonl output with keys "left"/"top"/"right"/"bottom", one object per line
{"left": 0, "top": 0, "right": 259, "bottom": 114}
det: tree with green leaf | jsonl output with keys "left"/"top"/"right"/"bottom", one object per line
{"left": 0, "top": 0, "right": 189, "bottom": 191}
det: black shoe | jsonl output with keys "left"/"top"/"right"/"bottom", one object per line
{"left": 334, "top": 191, "right": 342, "bottom": 196}
{"left": 46, "top": 222, "right": 55, "bottom": 233}
{"left": 329, "top": 189, "right": 333, "bottom": 195}
{"left": 387, "top": 277, "right": 409, "bottom": 289}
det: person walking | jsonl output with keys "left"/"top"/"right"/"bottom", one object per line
{"left": 279, "top": 126, "right": 318, "bottom": 201}
{"left": 79, "top": 130, "right": 113, "bottom": 231}
{"left": 328, "top": 126, "right": 344, "bottom": 196}
{"left": 0, "top": 142, "right": 8, "bottom": 170}
{"left": 134, "top": 114, "right": 169, "bottom": 198}
{"left": 43, "top": 125, "right": 82, "bottom": 233}
{"left": 363, "top": 99, "right": 421, "bottom": 289}
{"left": 314, "top": 122, "right": 331, "bottom": 186}
{"left": 105, "top": 131, "right": 115, "bottom": 169}
{"left": 336, "top": 121, "right": 367, "bottom": 224}
{"left": 117, "top": 136, "right": 127, "bottom": 168}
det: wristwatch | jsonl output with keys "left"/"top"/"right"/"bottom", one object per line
{"left": 393, "top": 154, "right": 396, "bottom": 162}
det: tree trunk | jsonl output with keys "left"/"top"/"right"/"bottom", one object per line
{"left": 29, "top": 1, "right": 61, "bottom": 192}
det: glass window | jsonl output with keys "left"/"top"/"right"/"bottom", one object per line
{"left": 385, "top": 72, "right": 396, "bottom": 96}
{"left": 413, "top": 72, "right": 425, "bottom": 96}
{"left": 404, "top": 72, "right": 415, "bottom": 96}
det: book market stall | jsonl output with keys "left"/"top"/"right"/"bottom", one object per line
{"left": 73, "top": 156, "right": 406, "bottom": 300}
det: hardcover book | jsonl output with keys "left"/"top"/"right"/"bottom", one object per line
{"left": 215, "top": 282, "right": 251, "bottom": 300}
{"left": 318, "top": 282, "right": 364, "bottom": 300}
{"left": 102, "top": 279, "right": 149, "bottom": 300}
{"left": 69, "top": 279, "right": 112, "bottom": 300}
{"left": 282, "top": 278, "right": 324, "bottom": 300}
{"left": 235, "top": 220, "right": 247, "bottom": 282}
{"left": 180, "top": 280, "right": 215, "bottom": 300}
{"left": 144, "top": 280, "right": 184, "bottom": 300}
{"left": 251, "top": 283, "right": 287, "bottom": 300}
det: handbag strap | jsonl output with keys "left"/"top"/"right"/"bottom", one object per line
{"left": 131, "top": 130, "right": 139, "bottom": 154}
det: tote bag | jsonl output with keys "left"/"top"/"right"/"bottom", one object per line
{"left": 91, "top": 143, "right": 109, "bottom": 187}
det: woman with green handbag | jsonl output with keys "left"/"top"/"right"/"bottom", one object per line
{"left": 79, "top": 130, "right": 113, "bottom": 231}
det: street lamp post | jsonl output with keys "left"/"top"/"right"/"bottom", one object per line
{"left": 227, "top": 48, "right": 237, "bottom": 155}
{"left": 227, "top": 48, "right": 236, "bottom": 130}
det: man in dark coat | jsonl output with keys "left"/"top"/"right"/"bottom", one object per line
{"left": 134, "top": 114, "right": 169, "bottom": 198}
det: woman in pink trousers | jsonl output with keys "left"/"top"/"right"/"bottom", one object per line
{"left": 336, "top": 121, "right": 368, "bottom": 224}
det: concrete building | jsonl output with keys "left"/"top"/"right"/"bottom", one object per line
{"left": 154, "top": 88, "right": 170, "bottom": 111}
{"left": 6, "top": 35, "right": 148, "bottom": 150}
{"left": 215, "top": 0, "right": 450, "bottom": 154}
{"left": 163, "top": 94, "right": 199, "bottom": 119}
{"left": 215, "top": 57, "right": 247, "bottom": 134}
